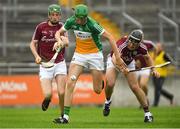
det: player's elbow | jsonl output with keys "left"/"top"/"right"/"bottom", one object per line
{"left": 29, "top": 41, "right": 35, "bottom": 50}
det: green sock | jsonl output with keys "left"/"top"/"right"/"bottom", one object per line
{"left": 64, "top": 106, "right": 70, "bottom": 116}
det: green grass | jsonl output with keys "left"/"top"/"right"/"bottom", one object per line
{"left": 0, "top": 106, "right": 180, "bottom": 128}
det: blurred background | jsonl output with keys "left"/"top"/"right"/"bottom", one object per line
{"left": 0, "top": 0, "right": 180, "bottom": 107}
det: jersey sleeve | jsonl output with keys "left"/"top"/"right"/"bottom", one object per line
{"left": 63, "top": 17, "right": 74, "bottom": 31}
{"left": 139, "top": 43, "right": 148, "bottom": 55}
{"left": 91, "top": 22, "right": 105, "bottom": 35}
{"left": 32, "top": 24, "right": 42, "bottom": 41}
{"left": 143, "top": 40, "right": 156, "bottom": 51}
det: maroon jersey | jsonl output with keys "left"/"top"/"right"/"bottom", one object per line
{"left": 32, "top": 21, "right": 65, "bottom": 63}
{"left": 135, "top": 40, "right": 156, "bottom": 68}
{"left": 111, "top": 36, "right": 148, "bottom": 65}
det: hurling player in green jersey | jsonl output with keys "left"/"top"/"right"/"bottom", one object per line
{"left": 53, "top": 4, "right": 127, "bottom": 124}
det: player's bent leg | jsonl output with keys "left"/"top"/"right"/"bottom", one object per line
{"left": 55, "top": 74, "right": 66, "bottom": 120}
{"left": 57, "top": 63, "right": 83, "bottom": 124}
{"left": 65, "top": 63, "right": 83, "bottom": 105}
{"left": 89, "top": 52, "right": 104, "bottom": 94}
{"left": 103, "top": 80, "right": 115, "bottom": 116}
{"left": 139, "top": 75, "right": 149, "bottom": 96}
{"left": 103, "top": 68, "right": 117, "bottom": 116}
{"left": 139, "top": 75, "right": 150, "bottom": 108}
{"left": 40, "top": 79, "right": 52, "bottom": 111}
{"left": 126, "top": 73, "right": 153, "bottom": 123}
{"left": 126, "top": 73, "right": 148, "bottom": 107}
{"left": 91, "top": 69, "right": 104, "bottom": 94}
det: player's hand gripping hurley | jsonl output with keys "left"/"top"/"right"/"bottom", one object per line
{"left": 41, "top": 47, "right": 62, "bottom": 68}
{"left": 129, "top": 61, "right": 171, "bottom": 72}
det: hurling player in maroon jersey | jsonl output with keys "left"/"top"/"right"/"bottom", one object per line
{"left": 103, "top": 29, "right": 159, "bottom": 123}
{"left": 30, "top": 4, "right": 68, "bottom": 121}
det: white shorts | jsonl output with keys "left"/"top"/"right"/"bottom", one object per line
{"left": 106, "top": 56, "right": 135, "bottom": 70}
{"left": 39, "top": 60, "right": 67, "bottom": 80}
{"left": 71, "top": 52, "right": 104, "bottom": 71}
{"left": 136, "top": 69, "right": 151, "bottom": 77}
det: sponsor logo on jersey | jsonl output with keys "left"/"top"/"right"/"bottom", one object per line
{"left": 74, "top": 30, "right": 92, "bottom": 40}
{"left": 41, "top": 30, "right": 56, "bottom": 43}
{"left": 41, "top": 36, "right": 56, "bottom": 42}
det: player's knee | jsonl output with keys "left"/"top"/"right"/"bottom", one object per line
{"left": 131, "top": 85, "right": 140, "bottom": 93}
{"left": 66, "top": 80, "right": 74, "bottom": 88}
{"left": 107, "top": 80, "right": 115, "bottom": 88}
{"left": 57, "top": 85, "right": 65, "bottom": 94}
{"left": 58, "top": 90, "right": 65, "bottom": 96}
{"left": 66, "top": 78, "right": 76, "bottom": 92}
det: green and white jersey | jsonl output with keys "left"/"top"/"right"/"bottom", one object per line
{"left": 63, "top": 16, "right": 105, "bottom": 54}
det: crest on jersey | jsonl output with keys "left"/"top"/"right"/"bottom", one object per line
{"left": 133, "top": 51, "right": 137, "bottom": 55}
{"left": 49, "top": 30, "right": 54, "bottom": 37}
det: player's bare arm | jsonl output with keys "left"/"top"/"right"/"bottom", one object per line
{"left": 143, "top": 53, "right": 159, "bottom": 77}
{"left": 61, "top": 34, "right": 69, "bottom": 46}
{"left": 54, "top": 28, "right": 68, "bottom": 50}
{"left": 102, "top": 31, "right": 126, "bottom": 67}
{"left": 30, "top": 40, "right": 41, "bottom": 64}
{"left": 111, "top": 53, "right": 129, "bottom": 75}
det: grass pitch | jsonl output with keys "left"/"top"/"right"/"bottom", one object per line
{"left": 0, "top": 106, "right": 180, "bottom": 128}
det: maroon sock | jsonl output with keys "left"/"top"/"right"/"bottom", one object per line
{"left": 143, "top": 106, "right": 149, "bottom": 113}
